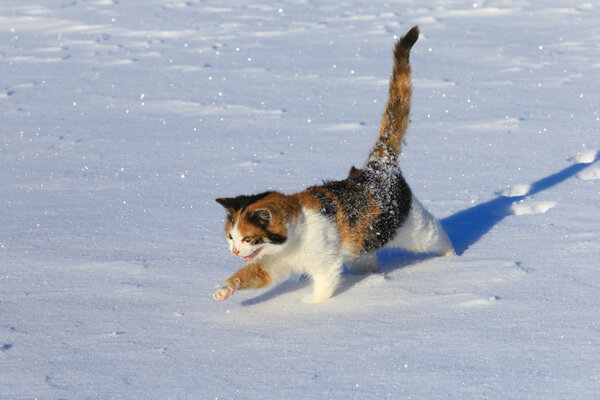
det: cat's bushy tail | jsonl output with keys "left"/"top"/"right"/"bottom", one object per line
{"left": 368, "top": 25, "right": 419, "bottom": 166}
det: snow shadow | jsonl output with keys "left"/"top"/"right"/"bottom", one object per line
{"left": 241, "top": 252, "right": 433, "bottom": 305}
{"left": 334, "top": 250, "right": 435, "bottom": 298}
{"left": 241, "top": 277, "right": 311, "bottom": 306}
{"left": 442, "top": 154, "right": 600, "bottom": 255}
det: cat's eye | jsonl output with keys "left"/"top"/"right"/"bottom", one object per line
{"left": 227, "top": 233, "right": 233, "bottom": 240}
{"left": 243, "top": 236, "right": 254, "bottom": 243}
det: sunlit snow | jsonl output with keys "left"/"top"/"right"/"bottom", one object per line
{"left": 1, "top": 1, "right": 599, "bottom": 399}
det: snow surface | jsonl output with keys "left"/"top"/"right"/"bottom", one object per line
{"left": 1, "top": 0, "right": 600, "bottom": 399}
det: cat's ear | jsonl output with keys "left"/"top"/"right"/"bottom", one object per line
{"left": 215, "top": 197, "right": 240, "bottom": 214}
{"left": 249, "top": 208, "right": 272, "bottom": 228}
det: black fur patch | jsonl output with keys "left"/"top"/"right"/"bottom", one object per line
{"left": 247, "top": 209, "right": 271, "bottom": 228}
{"left": 322, "top": 178, "right": 368, "bottom": 228}
{"left": 360, "top": 165, "right": 412, "bottom": 252}
{"left": 308, "top": 188, "right": 337, "bottom": 219}
{"left": 216, "top": 191, "right": 273, "bottom": 214}
{"left": 264, "top": 230, "right": 286, "bottom": 245}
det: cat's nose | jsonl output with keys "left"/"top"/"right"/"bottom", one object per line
{"left": 232, "top": 248, "right": 240, "bottom": 256}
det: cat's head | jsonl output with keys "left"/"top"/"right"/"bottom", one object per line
{"left": 215, "top": 191, "right": 299, "bottom": 263}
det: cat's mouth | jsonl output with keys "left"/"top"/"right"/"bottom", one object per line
{"left": 242, "top": 247, "right": 263, "bottom": 263}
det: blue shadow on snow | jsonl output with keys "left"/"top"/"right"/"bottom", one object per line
{"left": 442, "top": 154, "right": 599, "bottom": 255}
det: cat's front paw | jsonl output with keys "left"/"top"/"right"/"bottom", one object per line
{"left": 213, "top": 278, "right": 241, "bottom": 302}
{"left": 213, "top": 285, "right": 235, "bottom": 301}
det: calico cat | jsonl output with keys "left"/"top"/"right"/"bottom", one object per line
{"left": 213, "top": 26, "right": 455, "bottom": 303}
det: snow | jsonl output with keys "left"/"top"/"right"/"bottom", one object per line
{"left": 1, "top": 0, "right": 600, "bottom": 398}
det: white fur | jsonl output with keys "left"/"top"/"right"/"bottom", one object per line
{"left": 386, "top": 195, "right": 455, "bottom": 256}
{"left": 257, "top": 209, "right": 345, "bottom": 303}
{"left": 227, "top": 222, "right": 251, "bottom": 258}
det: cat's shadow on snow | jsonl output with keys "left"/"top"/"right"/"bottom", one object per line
{"left": 240, "top": 251, "right": 432, "bottom": 306}
{"left": 241, "top": 277, "right": 312, "bottom": 306}
{"left": 242, "top": 154, "right": 599, "bottom": 306}
{"left": 442, "top": 154, "right": 599, "bottom": 256}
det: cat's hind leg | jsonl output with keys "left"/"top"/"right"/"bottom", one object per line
{"left": 388, "top": 196, "right": 455, "bottom": 256}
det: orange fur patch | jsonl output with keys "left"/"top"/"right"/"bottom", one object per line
{"left": 233, "top": 192, "right": 301, "bottom": 242}
{"left": 338, "top": 196, "right": 383, "bottom": 254}
{"left": 224, "top": 210, "right": 240, "bottom": 236}
{"left": 369, "top": 28, "right": 417, "bottom": 162}
{"left": 292, "top": 191, "right": 322, "bottom": 213}
{"left": 225, "top": 262, "right": 271, "bottom": 289}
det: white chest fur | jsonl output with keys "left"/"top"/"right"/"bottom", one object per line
{"left": 260, "top": 208, "right": 346, "bottom": 302}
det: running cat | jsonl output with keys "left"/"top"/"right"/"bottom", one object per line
{"left": 213, "top": 26, "right": 454, "bottom": 303}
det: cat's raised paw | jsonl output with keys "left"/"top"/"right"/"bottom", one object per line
{"left": 213, "top": 284, "right": 236, "bottom": 302}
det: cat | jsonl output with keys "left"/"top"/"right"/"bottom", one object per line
{"left": 213, "top": 26, "right": 455, "bottom": 303}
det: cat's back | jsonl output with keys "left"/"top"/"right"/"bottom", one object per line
{"left": 293, "top": 163, "right": 412, "bottom": 256}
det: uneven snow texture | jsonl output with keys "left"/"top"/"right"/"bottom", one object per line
{"left": 1, "top": 1, "right": 600, "bottom": 399}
